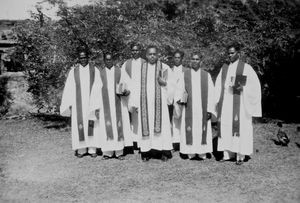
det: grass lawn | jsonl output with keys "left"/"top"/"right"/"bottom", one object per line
{"left": 0, "top": 118, "right": 299, "bottom": 202}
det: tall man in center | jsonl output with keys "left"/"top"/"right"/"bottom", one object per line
{"left": 130, "top": 45, "right": 173, "bottom": 162}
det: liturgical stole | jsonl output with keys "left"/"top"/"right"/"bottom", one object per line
{"left": 184, "top": 68, "right": 208, "bottom": 145}
{"left": 232, "top": 60, "right": 245, "bottom": 137}
{"left": 140, "top": 61, "right": 162, "bottom": 138}
{"left": 217, "top": 61, "right": 245, "bottom": 137}
{"left": 74, "top": 64, "right": 95, "bottom": 141}
{"left": 216, "top": 64, "right": 229, "bottom": 138}
{"left": 125, "top": 58, "right": 145, "bottom": 78}
{"left": 100, "top": 67, "right": 124, "bottom": 141}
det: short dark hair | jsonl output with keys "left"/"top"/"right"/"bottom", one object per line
{"left": 130, "top": 43, "right": 141, "bottom": 50}
{"left": 173, "top": 49, "right": 184, "bottom": 58}
{"left": 103, "top": 52, "right": 113, "bottom": 60}
{"left": 227, "top": 42, "right": 241, "bottom": 52}
{"left": 77, "top": 46, "right": 89, "bottom": 57}
{"left": 146, "top": 45, "right": 158, "bottom": 53}
{"left": 191, "top": 52, "right": 201, "bottom": 59}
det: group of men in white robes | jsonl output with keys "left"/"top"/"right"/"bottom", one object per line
{"left": 60, "top": 42, "right": 262, "bottom": 165}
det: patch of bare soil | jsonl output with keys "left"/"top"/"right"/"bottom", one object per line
{"left": 0, "top": 119, "right": 299, "bottom": 202}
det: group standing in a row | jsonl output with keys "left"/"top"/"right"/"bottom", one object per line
{"left": 60, "top": 42, "right": 262, "bottom": 165}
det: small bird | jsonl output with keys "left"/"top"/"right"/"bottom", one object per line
{"left": 276, "top": 122, "right": 290, "bottom": 146}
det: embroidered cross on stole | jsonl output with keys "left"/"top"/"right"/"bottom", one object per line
{"left": 184, "top": 68, "right": 209, "bottom": 145}
{"left": 74, "top": 63, "right": 95, "bottom": 141}
{"left": 217, "top": 60, "right": 245, "bottom": 138}
{"left": 100, "top": 67, "right": 124, "bottom": 141}
{"left": 232, "top": 60, "right": 245, "bottom": 137}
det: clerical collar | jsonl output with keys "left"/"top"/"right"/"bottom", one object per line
{"left": 80, "top": 64, "right": 89, "bottom": 68}
{"left": 132, "top": 57, "right": 140, "bottom": 61}
{"left": 230, "top": 59, "right": 239, "bottom": 65}
{"left": 192, "top": 67, "right": 200, "bottom": 72}
{"left": 230, "top": 56, "right": 240, "bottom": 64}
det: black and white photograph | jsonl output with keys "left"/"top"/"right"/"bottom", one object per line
{"left": 0, "top": 0, "right": 299, "bottom": 202}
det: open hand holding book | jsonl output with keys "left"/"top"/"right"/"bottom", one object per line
{"left": 177, "top": 91, "right": 188, "bottom": 104}
{"left": 116, "top": 83, "right": 130, "bottom": 96}
{"left": 230, "top": 75, "right": 247, "bottom": 95}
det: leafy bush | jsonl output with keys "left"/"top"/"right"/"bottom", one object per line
{"left": 13, "top": 0, "right": 300, "bottom": 121}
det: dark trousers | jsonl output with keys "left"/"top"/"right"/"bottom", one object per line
{"left": 168, "top": 104, "right": 174, "bottom": 123}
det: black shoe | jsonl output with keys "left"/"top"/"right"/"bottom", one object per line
{"left": 161, "top": 155, "right": 168, "bottom": 162}
{"left": 219, "top": 158, "right": 235, "bottom": 162}
{"left": 117, "top": 156, "right": 125, "bottom": 160}
{"left": 236, "top": 160, "right": 244, "bottom": 165}
{"left": 102, "top": 155, "right": 111, "bottom": 160}
{"left": 76, "top": 153, "right": 85, "bottom": 158}
{"left": 90, "top": 153, "right": 97, "bottom": 158}
{"left": 142, "top": 157, "right": 150, "bottom": 162}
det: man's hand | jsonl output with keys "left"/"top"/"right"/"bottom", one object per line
{"left": 207, "top": 112, "right": 212, "bottom": 120}
{"left": 122, "top": 89, "right": 130, "bottom": 96}
{"left": 232, "top": 82, "right": 243, "bottom": 94}
{"left": 157, "top": 77, "right": 167, "bottom": 86}
{"left": 176, "top": 100, "right": 186, "bottom": 105}
{"left": 95, "top": 109, "right": 100, "bottom": 120}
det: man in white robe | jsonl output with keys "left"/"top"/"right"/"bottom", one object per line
{"left": 121, "top": 44, "right": 145, "bottom": 149}
{"left": 60, "top": 50, "right": 102, "bottom": 158}
{"left": 215, "top": 42, "right": 262, "bottom": 165}
{"left": 166, "top": 50, "right": 185, "bottom": 150}
{"left": 174, "top": 53, "right": 216, "bottom": 160}
{"left": 130, "top": 45, "right": 173, "bottom": 162}
{"left": 89, "top": 53, "right": 133, "bottom": 160}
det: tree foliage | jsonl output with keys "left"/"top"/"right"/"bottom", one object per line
{"left": 13, "top": 0, "right": 300, "bottom": 121}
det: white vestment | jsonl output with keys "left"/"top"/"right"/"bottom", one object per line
{"left": 215, "top": 60, "right": 262, "bottom": 156}
{"left": 89, "top": 66, "right": 133, "bottom": 152}
{"left": 129, "top": 62, "right": 173, "bottom": 152}
{"left": 60, "top": 64, "right": 102, "bottom": 150}
{"left": 166, "top": 65, "right": 184, "bottom": 144}
{"left": 121, "top": 58, "right": 143, "bottom": 143}
{"left": 175, "top": 68, "right": 216, "bottom": 155}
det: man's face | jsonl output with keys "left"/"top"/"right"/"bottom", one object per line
{"left": 191, "top": 54, "right": 201, "bottom": 70}
{"left": 146, "top": 48, "right": 158, "bottom": 64}
{"left": 228, "top": 47, "right": 239, "bottom": 63}
{"left": 104, "top": 54, "right": 113, "bottom": 68}
{"left": 131, "top": 45, "right": 141, "bottom": 59}
{"left": 79, "top": 52, "right": 88, "bottom": 67}
{"left": 173, "top": 53, "right": 182, "bottom": 67}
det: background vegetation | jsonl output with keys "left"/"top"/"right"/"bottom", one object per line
{"left": 12, "top": 0, "right": 300, "bottom": 121}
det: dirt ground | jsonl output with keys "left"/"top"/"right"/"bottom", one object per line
{"left": 0, "top": 118, "right": 299, "bottom": 202}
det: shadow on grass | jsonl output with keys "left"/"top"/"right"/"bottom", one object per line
{"left": 31, "top": 113, "right": 70, "bottom": 129}
{"left": 271, "top": 138, "right": 282, "bottom": 146}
